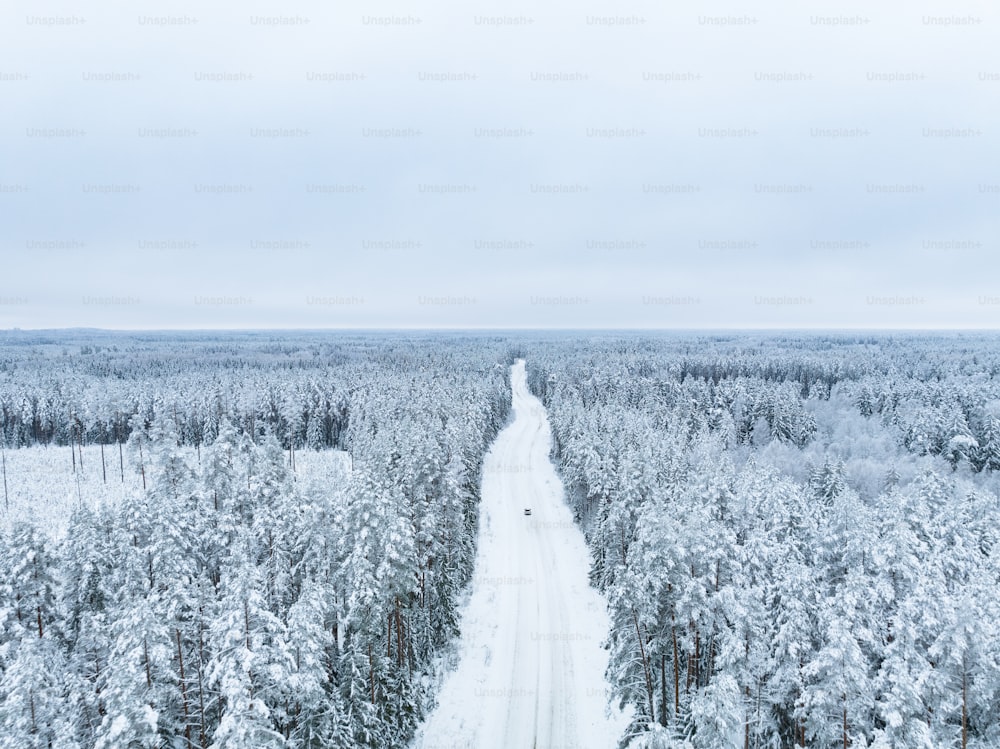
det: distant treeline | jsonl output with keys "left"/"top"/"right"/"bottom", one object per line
{"left": 0, "top": 332, "right": 518, "bottom": 453}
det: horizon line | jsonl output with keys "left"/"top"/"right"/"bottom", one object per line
{"left": 3, "top": 326, "right": 1000, "bottom": 334}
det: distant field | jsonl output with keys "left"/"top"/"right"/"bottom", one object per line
{"left": 0, "top": 443, "right": 351, "bottom": 536}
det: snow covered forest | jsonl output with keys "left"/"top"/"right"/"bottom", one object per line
{"left": 1, "top": 330, "right": 999, "bottom": 748}
{"left": 0, "top": 331, "right": 511, "bottom": 748}
{"left": 527, "top": 334, "right": 1000, "bottom": 749}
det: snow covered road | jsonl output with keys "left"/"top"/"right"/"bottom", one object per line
{"left": 411, "top": 360, "right": 629, "bottom": 749}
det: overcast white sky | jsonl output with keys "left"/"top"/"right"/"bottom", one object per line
{"left": 1, "top": 0, "right": 997, "bottom": 328}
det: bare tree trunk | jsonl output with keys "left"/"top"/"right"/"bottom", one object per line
{"left": 672, "top": 624, "right": 680, "bottom": 716}
{"left": 395, "top": 599, "right": 405, "bottom": 668}
{"left": 101, "top": 441, "right": 107, "bottom": 484}
{"left": 798, "top": 661, "right": 807, "bottom": 747}
{"left": 244, "top": 600, "right": 251, "bottom": 651}
{"left": 198, "top": 611, "right": 208, "bottom": 749}
{"left": 406, "top": 611, "right": 414, "bottom": 679}
{"left": 962, "top": 658, "right": 968, "bottom": 749}
{"left": 94, "top": 650, "right": 104, "bottom": 719}
{"left": 744, "top": 685, "right": 751, "bottom": 749}
{"left": 745, "top": 632, "right": 751, "bottom": 749}
{"left": 632, "top": 608, "right": 655, "bottom": 721}
{"left": 138, "top": 438, "right": 146, "bottom": 490}
{"left": 176, "top": 629, "right": 193, "bottom": 749}
{"left": 686, "top": 621, "right": 696, "bottom": 692}
{"left": 420, "top": 565, "right": 426, "bottom": 608}
{"left": 659, "top": 653, "right": 668, "bottom": 726}
{"left": 694, "top": 630, "right": 701, "bottom": 687}
{"left": 368, "top": 643, "right": 376, "bottom": 704}
{"left": 2, "top": 441, "right": 8, "bottom": 511}
{"left": 842, "top": 701, "right": 848, "bottom": 749}
{"left": 756, "top": 682, "right": 763, "bottom": 749}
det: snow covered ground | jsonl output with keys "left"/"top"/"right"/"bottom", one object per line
{"left": 411, "top": 360, "right": 630, "bottom": 749}
{"left": 0, "top": 443, "right": 351, "bottom": 536}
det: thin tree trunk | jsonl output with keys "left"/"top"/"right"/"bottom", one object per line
{"left": 686, "top": 622, "right": 696, "bottom": 692}
{"left": 798, "top": 660, "right": 807, "bottom": 747}
{"left": 406, "top": 611, "right": 414, "bottom": 678}
{"left": 756, "top": 682, "right": 763, "bottom": 749}
{"left": 198, "top": 612, "right": 208, "bottom": 749}
{"left": 368, "top": 643, "right": 376, "bottom": 704}
{"left": 138, "top": 438, "right": 146, "bottom": 490}
{"left": 744, "top": 685, "right": 751, "bottom": 749}
{"left": 395, "top": 599, "right": 405, "bottom": 668}
{"left": 632, "top": 608, "right": 655, "bottom": 721}
{"left": 119, "top": 439, "right": 124, "bottom": 482}
{"left": 694, "top": 629, "right": 701, "bottom": 687}
{"left": 842, "top": 701, "right": 848, "bottom": 749}
{"left": 659, "top": 653, "right": 668, "bottom": 726}
{"left": 962, "top": 659, "right": 968, "bottom": 749}
{"left": 176, "top": 629, "right": 193, "bottom": 749}
{"left": 144, "top": 637, "right": 152, "bottom": 688}
{"left": 2, "top": 442, "right": 8, "bottom": 510}
{"left": 672, "top": 624, "right": 680, "bottom": 716}
{"left": 101, "top": 441, "right": 107, "bottom": 483}
{"left": 745, "top": 632, "right": 751, "bottom": 749}
{"left": 708, "top": 633, "right": 716, "bottom": 683}
{"left": 91, "top": 651, "right": 106, "bottom": 731}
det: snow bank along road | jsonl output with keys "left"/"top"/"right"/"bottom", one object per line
{"left": 412, "top": 360, "right": 629, "bottom": 749}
